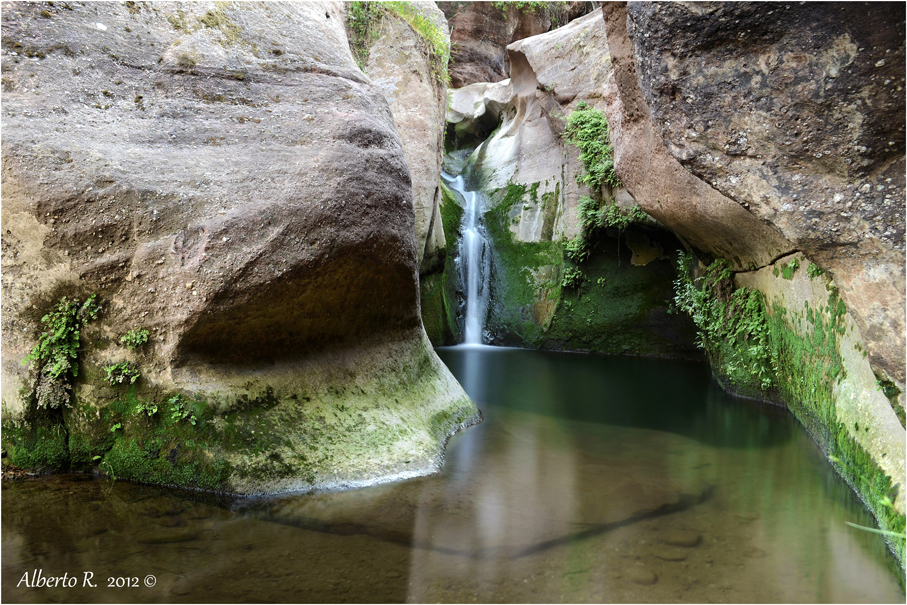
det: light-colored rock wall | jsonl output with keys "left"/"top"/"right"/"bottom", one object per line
{"left": 737, "top": 256, "right": 905, "bottom": 516}
{"left": 453, "top": 9, "right": 615, "bottom": 244}
{"left": 364, "top": 1, "right": 449, "bottom": 269}
{"left": 1, "top": 1, "right": 477, "bottom": 493}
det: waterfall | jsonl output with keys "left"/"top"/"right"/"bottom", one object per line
{"left": 443, "top": 172, "right": 490, "bottom": 345}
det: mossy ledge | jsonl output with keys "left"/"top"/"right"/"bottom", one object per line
{"left": 678, "top": 252, "right": 906, "bottom": 566}
{"left": 3, "top": 329, "right": 480, "bottom": 495}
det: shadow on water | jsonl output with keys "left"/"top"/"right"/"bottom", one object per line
{"left": 437, "top": 345, "right": 793, "bottom": 449}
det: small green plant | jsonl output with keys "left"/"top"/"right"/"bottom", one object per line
{"left": 383, "top": 1, "right": 450, "bottom": 84}
{"left": 596, "top": 277, "right": 606, "bottom": 287}
{"left": 807, "top": 261, "right": 824, "bottom": 280}
{"left": 347, "top": 2, "right": 450, "bottom": 84}
{"left": 781, "top": 257, "right": 800, "bottom": 280}
{"left": 103, "top": 361, "right": 140, "bottom": 386}
{"left": 564, "top": 102, "right": 619, "bottom": 190}
{"left": 22, "top": 295, "right": 102, "bottom": 408}
{"left": 565, "top": 235, "right": 590, "bottom": 263}
{"left": 562, "top": 266, "right": 585, "bottom": 290}
{"left": 168, "top": 395, "right": 197, "bottom": 426}
{"left": 120, "top": 328, "right": 149, "bottom": 350}
{"left": 672, "top": 252, "right": 774, "bottom": 391}
{"left": 109, "top": 422, "right": 122, "bottom": 433}
{"left": 346, "top": 1, "right": 382, "bottom": 70}
{"left": 137, "top": 401, "right": 158, "bottom": 417}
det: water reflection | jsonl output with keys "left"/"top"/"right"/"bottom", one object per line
{"left": 2, "top": 348, "right": 903, "bottom": 603}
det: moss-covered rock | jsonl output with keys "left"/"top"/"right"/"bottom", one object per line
{"left": 3, "top": 329, "right": 480, "bottom": 495}
{"left": 481, "top": 182, "right": 700, "bottom": 357}
{"left": 674, "top": 251, "right": 906, "bottom": 565}
{"left": 420, "top": 181, "right": 464, "bottom": 346}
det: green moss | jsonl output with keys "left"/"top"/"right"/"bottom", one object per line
{"left": 481, "top": 182, "right": 695, "bottom": 355}
{"left": 674, "top": 256, "right": 905, "bottom": 564}
{"left": 197, "top": 7, "right": 245, "bottom": 48}
{"left": 420, "top": 181, "right": 463, "bottom": 345}
{"left": 483, "top": 183, "right": 562, "bottom": 345}
{"left": 382, "top": 1, "right": 450, "bottom": 84}
{"left": 564, "top": 102, "right": 619, "bottom": 189}
{"left": 765, "top": 296, "right": 905, "bottom": 565}
{"left": 807, "top": 261, "right": 825, "bottom": 279}
{"left": 421, "top": 272, "right": 453, "bottom": 345}
{"left": 875, "top": 374, "right": 905, "bottom": 429}
{"left": 543, "top": 232, "right": 695, "bottom": 356}
{"left": 3, "top": 417, "right": 69, "bottom": 471}
{"left": 673, "top": 253, "right": 774, "bottom": 396}
{"left": 781, "top": 257, "right": 800, "bottom": 280}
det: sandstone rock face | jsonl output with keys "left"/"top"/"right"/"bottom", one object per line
{"left": 624, "top": 2, "right": 906, "bottom": 391}
{"left": 1, "top": 1, "right": 478, "bottom": 493}
{"left": 602, "top": 2, "right": 905, "bottom": 560}
{"left": 464, "top": 9, "right": 616, "bottom": 244}
{"left": 437, "top": 1, "right": 553, "bottom": 88}
{"left": 365, "top": 1, "right": 449, "bottom": 269}
{"left": 435, "top": 10, "right": 699, "bottom": 357}
{"left": 600, "top": 3, "right": 795, "bottom": 271}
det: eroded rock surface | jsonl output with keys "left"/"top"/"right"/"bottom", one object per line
{"left": 600, "top": 3, "right": 795, "bottom": 271}
{"left": 437, "top": 1, "right": 554, "bottom": 88}
{"left": 436, "top": 10, "right": 699, "bottom": 357}
{"left": 365, "top": 1, "right": 449, "bottom": 270}
{"left": 625, "top": 1, "right": 906, "bottom": 389}
{"left": 1, "top": 1, "right": 477, "bottom": 493}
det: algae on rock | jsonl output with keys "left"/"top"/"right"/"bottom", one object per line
{"left": 2, "top": 1, "right": 478, "bottom": 494}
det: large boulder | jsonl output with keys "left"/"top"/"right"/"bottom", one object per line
{"left": 1, "top": 1, "right": 478, "bottom": 494}
{"left": 599, "top": 3, "right": 795, "bottom": 271}
{"left": 625, "top": 1, "right": 906, "bottom": 392}
{"left": 602, "top": 2, "right": 905, "bottom": 562}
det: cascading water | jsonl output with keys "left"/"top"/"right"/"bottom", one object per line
{"left": 443, "top": 171, "right": 490, "bottom": 345}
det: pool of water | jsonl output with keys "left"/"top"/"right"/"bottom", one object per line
{"left": 2, "top": 347, "right": 904, "bottom": 603}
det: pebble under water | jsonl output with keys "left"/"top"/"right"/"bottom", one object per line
{"left": 2, "top": 347, "right": 904, "bottom": 603}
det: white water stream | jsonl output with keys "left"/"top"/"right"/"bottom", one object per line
{"left": 443, "top": 172, "right": 490, "bottom": 345}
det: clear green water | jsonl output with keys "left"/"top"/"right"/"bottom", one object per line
{"left": 2, "top": 347, "right": 904, "bottom": 603}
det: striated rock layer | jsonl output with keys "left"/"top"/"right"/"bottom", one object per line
{"left": 437, "top": 1, "right": 554, "bottom": 88}
{"left": 1, "top": 1, "right": 478, "bottom": 494}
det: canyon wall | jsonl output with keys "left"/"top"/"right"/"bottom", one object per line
{"left": 602, "top": 1, "right": 905, "bottom": 562}
{"left": 428, "top": 9, "right": 701, "bottom": 357}
{"left": 1, "top": 1, "right": 478, "bottom": 494}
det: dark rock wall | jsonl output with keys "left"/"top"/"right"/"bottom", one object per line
{"left": 626, "top": 1, "right": 906, "bottom": 388}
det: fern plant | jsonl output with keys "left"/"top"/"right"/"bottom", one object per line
{"left": 564, "top": 102, "right": 619, "bottom": 190}
{"left": 672, "top": 252, "right": 775, "bottom": 390}
{"left": 22, "top": 295, "right": 102, "bottom": 408}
